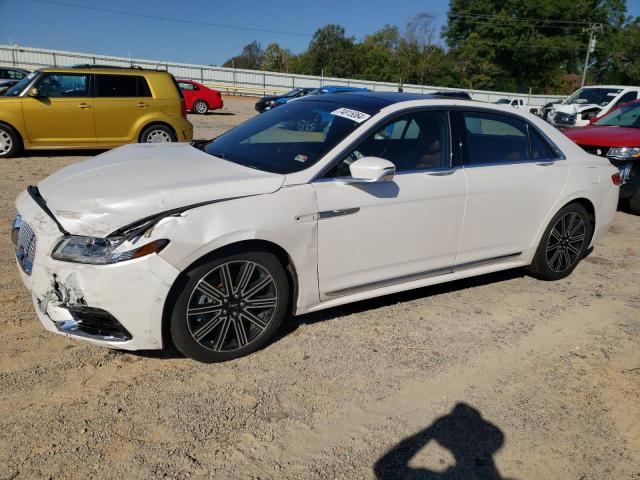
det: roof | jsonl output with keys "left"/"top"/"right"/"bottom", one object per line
{"left": 37, "top": 65, "right": 169, "bottom": 75}
{"left": 297, "top": 91, "right": 444, "bottom": 110}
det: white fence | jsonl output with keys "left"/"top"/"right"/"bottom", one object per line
{"left": 0, "top": 44, "right": 565, "bottom": 106}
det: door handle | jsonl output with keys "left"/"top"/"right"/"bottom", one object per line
{"left": 137, "top": 102, "right": 149, "bottom": 108}
{"left": 78, "top": 103, "right": 91, "bottom": 109}
{"left": 426, "top": 169, "right": 455, "bottom": 176}
{"left": 535, "top": 161, "right": 555, "bottom": 166}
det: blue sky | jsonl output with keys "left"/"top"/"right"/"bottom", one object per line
{"left": 2, "top": 0, "right": 640, "bottom": 65}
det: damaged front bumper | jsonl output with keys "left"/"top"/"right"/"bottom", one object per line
{"left": 14, "top": 190, "right": 181, "bottom": 351}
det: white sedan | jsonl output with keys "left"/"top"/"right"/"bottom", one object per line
{"left": 13, "top": 93, "right": 620, "bottom": 362}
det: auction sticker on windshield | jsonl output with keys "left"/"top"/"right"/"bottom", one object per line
{"left": 331, "top": 108, "right": 371, "bottom": 123}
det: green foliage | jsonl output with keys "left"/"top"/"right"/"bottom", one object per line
{"left": 221, "top": 3, "right": 640, "bottom": 94}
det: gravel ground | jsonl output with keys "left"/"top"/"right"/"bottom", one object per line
{"left": 0, "top": 96, "right": 639, "bottom": 480}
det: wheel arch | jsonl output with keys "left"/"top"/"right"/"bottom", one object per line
{"left": 138, "top": 121, "right": 177, "bottom": 142}
{"left": 161, "top": 239, "right": 299, "bottom": 349}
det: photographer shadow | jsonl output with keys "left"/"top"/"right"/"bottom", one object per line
{"left": 374, "top": 403, "right": 512, "bottom": 480}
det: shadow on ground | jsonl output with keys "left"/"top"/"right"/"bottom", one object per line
{"left": 374, "top": 403, "right": 514, "bottom": 480}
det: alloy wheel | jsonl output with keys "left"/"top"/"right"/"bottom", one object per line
{"left": 545, "top": 211, "right": 586, "bottom": 272}
{"left": 186, "top": 260, "right": 278, "bottom": 352}
{"left": 146, "top": 129, "right": 172, "bottom": 143}
{"left": 194, "top": 101, "right": 208, "bottom": 114}
{"left": 0, "top": 129, "right": 12, "bottom": 154}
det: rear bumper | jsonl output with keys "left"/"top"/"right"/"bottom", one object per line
{"left": 14, "top": 191, "right": 180, "bottom": 351}
{"left": 175, "top": 118, "right": 193, "bottom": 141}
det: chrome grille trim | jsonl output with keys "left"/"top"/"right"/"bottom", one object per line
{"left": 14, "top": 216, "right": 37, "bottom": 275}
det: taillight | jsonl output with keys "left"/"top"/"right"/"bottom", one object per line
{"left": 611, "top": 172, "right": 621, "bottom": 185}
{"left": 180, "top": 98, "right": 187, "bottom": 118}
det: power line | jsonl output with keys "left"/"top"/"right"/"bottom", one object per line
{"left": 448, "top": 12, "right": 601, "bottom": 26}
{"left": 31, "top": 0, "right": 313, "bottom": 38}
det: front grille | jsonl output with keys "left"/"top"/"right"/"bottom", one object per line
{"left": 553, "top": 112, "right": 577, "bottom": 125}
{"left": 579, "top": 145, "right": 609, "bottom": 157}
{"left": 15, "top": 218, "right": 37, "bottom": 275}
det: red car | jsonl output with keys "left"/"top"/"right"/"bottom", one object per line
{"left": 177, "top": 79, "right": 223, "bottom": 114}
{"left": 564, "top": 100, "right": 640, "bottom": 214}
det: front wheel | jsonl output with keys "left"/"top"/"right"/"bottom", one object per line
{"left": 0, "top": 123, "right": 21, "bottom": 158}
{"left": 527, "top": 203, "right": 592, "bottom": 281}
{"left": 169, "top": 251, "right": 289, "bottom": 362}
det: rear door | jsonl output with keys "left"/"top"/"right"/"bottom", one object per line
{"left": 92, "top": 74, "right": 153, "bottom": 143}
{"left": 454, "top": 109, "right": 568, "bottom": 265}
{"left": 22, "top": 72, "right": 95, "bottom": 145}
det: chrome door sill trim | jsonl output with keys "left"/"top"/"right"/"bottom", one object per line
{"left": 324, "top": 252, "right": 522, "bottom": 298}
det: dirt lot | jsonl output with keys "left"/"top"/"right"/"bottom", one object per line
{"left": 0, "top": 96, "right": 639, "bottom": 480}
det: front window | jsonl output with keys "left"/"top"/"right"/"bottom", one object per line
{"left": 36, "top": 73, "right": 89, "bottom": 97}
{"left": 565, "top": 88, "right": 622, "bottom": 106}
{"left": 594, "top": 102, "right": 640, "bottom": 128}
{"left": 203, "top": 100, "right": 376, "bottom": 174}
{"left": 325, "top": 110, "right": 451, "bottom": 177}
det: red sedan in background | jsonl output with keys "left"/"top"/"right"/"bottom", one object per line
{"left": 177, "top": 79, "right": 223, "bottom": 114}
{"left": 564, "top": 100, "right": 640, "bottom": 214}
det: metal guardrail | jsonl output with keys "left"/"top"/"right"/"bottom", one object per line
{"left": 0, "top": 44, "right": 566, "bottom": 106}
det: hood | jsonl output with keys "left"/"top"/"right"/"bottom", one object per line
{"left": 553, "top": 103, "right": 603, "bottom": 114}
{"left": 38, "top": 143, "right": 285, "bottom": 236}
{"left": 563, "top": 125, "right": 640, "bottom": 147}
{"left": 258, "top": 95, "right": 280, "bottom": 103}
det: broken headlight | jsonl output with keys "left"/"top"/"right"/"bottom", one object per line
{"left": 607, "top": 147, "right": 640, "bottom": 160}
{"left": 52, "top": 236, "right": 168, "bottom": 265}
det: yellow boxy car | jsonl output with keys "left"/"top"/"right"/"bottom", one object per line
{"left": 0, "top": 65, "right": 193, "bottom": 157}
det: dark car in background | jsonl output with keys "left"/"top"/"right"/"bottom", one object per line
{"left": 0, "top": 67, "right": 30, "bottom": 94}
{"left": 564, "top": 99, "right": 640, "bottom": 213}
{"left": 255, "top": 87, "right": 314, "bottom": 113}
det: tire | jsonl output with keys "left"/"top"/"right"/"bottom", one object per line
{"left": 0, "top": 123, "right": 21, "bottom": 158}
{"left": 140, "top": 124, "right": 177, "bottom": 143}
{"left": 629, "top": 187, "right": 640, "bottom": 215}
{"left": 527, "top": 203, "right": 593, "bottom": 281}
{"left": 169, "top": 250, "right": 290, "bottom": 362}
{"left": 193, "top": 100, "right": 208, "bottom": 114}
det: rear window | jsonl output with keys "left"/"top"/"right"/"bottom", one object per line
{"left": 95, "top": 75, "right": 151, "bottom": 97}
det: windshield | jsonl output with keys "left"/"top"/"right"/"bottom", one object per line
{"left": 565, "top": 88, "right": 622, "bottom": 106}
{"left": 594, "top": 101, "right": 640, "bottom": 128}
{"left": 4, "top": 71, "right": 37, "bottom": 96}
{"left": 203, "top": 100, "right": 377, "bottom": 174}
{"left": 285, "top": 88, "right": 303, "bottom": 97}
{"left": 495, "top": 99, "right": 510, "bottom": 104}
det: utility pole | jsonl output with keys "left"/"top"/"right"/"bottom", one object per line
{"left": 581, "top": 23, "right": 603, "bottom": 87}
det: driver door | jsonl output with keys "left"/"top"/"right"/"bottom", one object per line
{"left": 22, "top": 72, "right": 96, "bottom": 146}
{"left": 313, "top": 109, "right": 467, "bottom": 299}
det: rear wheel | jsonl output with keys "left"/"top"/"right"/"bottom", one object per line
{"left": 140, "top": 124, "right": 176, "bottom": 143}
{"left": 193, "top": 100, "right": 208, "bottom": 114}
{"left": 170, "top": 251, "right": 289, "bottom": 362}
{"left": 0, "top": 124, "right": 21, "bottom": 158}
{"left": 528, "top": 203, "right": 592, "bottom": 280}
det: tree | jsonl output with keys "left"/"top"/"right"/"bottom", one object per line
{"left": 303, "top": 24, "right": 359, "bottom": 78}
{"left": 443, "top": 0, "right": 628, "bottom": 93}
{"left": 222, "top": 41, "right": 264, "bottom": 70}
{"left": 262, "top": 43, "right": 294, "bottom": 72}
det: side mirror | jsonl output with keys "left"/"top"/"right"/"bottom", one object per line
{"left": 27, "top": 87, "right": 39, "bottom": 98}
{"left": 589, "top": 116, "right": 598, "bottom": 124}
{"left": 348, "top": 156, "right": 395, "bottom": 183}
